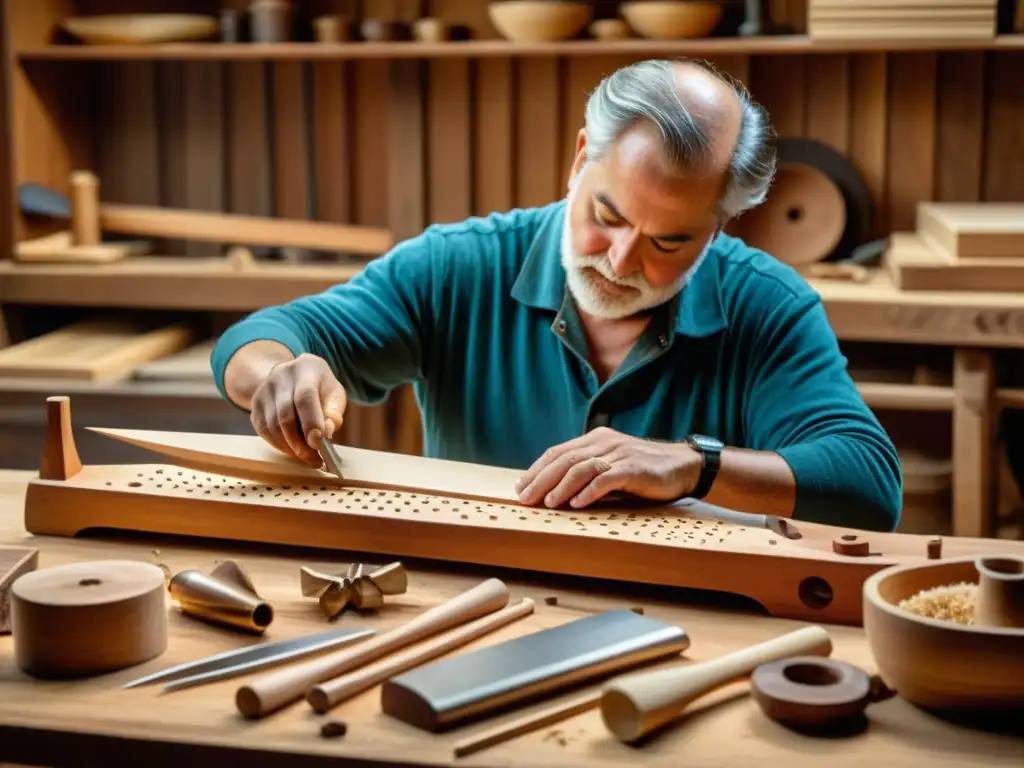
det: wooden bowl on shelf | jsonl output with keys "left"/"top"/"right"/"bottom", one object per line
{"left": 862, "top": 556, "right": 1024, "bottom": 714}
{"left": 620, "top": 2, "right": 722, "bottom": 39}
{"left": 488, "top": 1, "right": 593, "bottom": 42}
{"left": 61, "top": 14, "right": 220, "bottom": 44}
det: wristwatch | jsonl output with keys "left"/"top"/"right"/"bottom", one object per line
{"left": 684, "top": 434, "right": 725, "bottom": 499}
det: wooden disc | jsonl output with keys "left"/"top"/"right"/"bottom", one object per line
{"left": 751, "top": 656, "right": 873, "bottom": 728}
{"left": 728, "top": 162, "right": 846, "bottom": 266}
{"left": 11, "top": 560, "right": 169, "bottom": 678}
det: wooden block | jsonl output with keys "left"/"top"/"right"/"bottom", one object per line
{"left": 917, "top": 202, "right": 1024, "bottom": 259}
{"left": 0, "top": 547, "right": 40, "bottom": 634}
{"left": 14, "top": 230, "right": 150, "bottom": 264}
{"left": 0, "top": 321, "right": 197, "bottom": 381}
{"left": 131, "top": 339, "right": 216, "bottom": 382}
{"left": 811, "top": 0, "right": 995, "bottom": 5}
{"left": 381, "top": 609, "right": 690, "bottom": 732}
{"left": 886, "top": 232, "right": 1024, "bottom": 292}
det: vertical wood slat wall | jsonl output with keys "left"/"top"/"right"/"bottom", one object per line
{"left": 7, "top": 1, "right": 1024, "bottom": 461}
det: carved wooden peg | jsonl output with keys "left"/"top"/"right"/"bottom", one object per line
{"left": 301, "top": 561, "right": 407, "bottom": 619}
{"left": 832, "top": 534, "right": 870, "bottom": 557}
{"left": 39, "top": 396, "right": 83, "bottom": 481}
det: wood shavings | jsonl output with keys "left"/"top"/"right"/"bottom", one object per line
{"left": 898, "top": 582, "right": 976, "bottom": 625}
{"left": 150, "top": 549, "right": 171, "bottom": 581}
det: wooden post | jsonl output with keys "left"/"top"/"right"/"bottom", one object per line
{"left": 952, "top": 348, "right": 995, "bottom": 538}
{"left": 39, "top": 395, "right": 83, "bottom": 481}
{"left": 387, "top": 59, "right": 427, "bottom": 457}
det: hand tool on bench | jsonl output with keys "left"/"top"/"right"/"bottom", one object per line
{"left": 123, "top": 626, "right": 376, "bottom": 692}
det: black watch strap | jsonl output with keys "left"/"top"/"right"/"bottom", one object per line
{"left": 686, "top": 434, "right": 724, "bottom": 499}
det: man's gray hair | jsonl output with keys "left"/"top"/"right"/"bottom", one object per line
{"left": 582, "top": 59, "right": 776, "bottom": 220}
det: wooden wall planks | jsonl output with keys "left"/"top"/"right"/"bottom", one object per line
{"left": 54, "top": 48, "right": 1024, "bottom": 457}
{"left": 7, "top": 5, "right": 1024, "bottom": 458}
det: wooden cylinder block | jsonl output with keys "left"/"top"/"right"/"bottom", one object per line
{"left": 69, "top": 171, "right": 100, "bottom": 247}
{"left": 11, "top": 560, "right": 169, "bottom": 678}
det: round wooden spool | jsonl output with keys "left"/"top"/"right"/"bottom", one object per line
{"left": 751, "top": 656, "right": 885, "bottom": 729}
{"left": 11, "top": 560, "right": 169, "bottom": 678}
{"left": 728, "top": 162, "right": 846, "bottom": 267}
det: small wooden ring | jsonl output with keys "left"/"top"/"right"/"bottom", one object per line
{"left": 751, "top": 657, "right": 873, "bottom": 729}
{"left": 832, "top": 534, "right": 870, "bottom": 557}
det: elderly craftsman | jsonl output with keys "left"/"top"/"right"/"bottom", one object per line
{"left": 210, "top": 58, "right": 902, "bottom": 532}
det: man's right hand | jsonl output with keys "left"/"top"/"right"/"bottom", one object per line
{"left": 248, "top": 353, "right": 348, "bottom": 467}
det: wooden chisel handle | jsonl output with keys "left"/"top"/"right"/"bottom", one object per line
{"left": 235, "top": 578, "right": 510, "bottom": 718}
{"left": 307, "top": 598, "right": 536, "bottom": 713}
{"left": 600, "top": 625, "right": 833, "bottom": 742}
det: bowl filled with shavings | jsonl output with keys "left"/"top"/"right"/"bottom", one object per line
{"left": 863, "top": 556, "right": 1024, "bottom": 714}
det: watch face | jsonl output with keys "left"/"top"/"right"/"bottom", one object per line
{"left": 690, "top": 435, "right": 724, "bottom": 451}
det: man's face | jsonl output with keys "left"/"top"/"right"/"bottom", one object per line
{"left": 562, "top": 123, "right": 725, "bottom": 320}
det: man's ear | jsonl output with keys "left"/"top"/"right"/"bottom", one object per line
{"left": 567, "top": 129, "right": 588, "bottom": 190}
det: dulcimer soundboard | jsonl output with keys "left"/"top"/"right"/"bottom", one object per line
{"left": 23, "top": 396, "right": 1024, "bottom": 626}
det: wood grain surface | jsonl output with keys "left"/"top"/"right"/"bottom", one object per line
{"left": 1, "top": 469, "right": 1022, "bottom": 766}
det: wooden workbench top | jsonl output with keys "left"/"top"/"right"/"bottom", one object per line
{"left": 0, "top": 469, "right": 1021, "bottom": 767}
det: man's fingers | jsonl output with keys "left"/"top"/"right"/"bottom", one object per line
{"left": 252, "top": 403, "right": 295, "bottom": 459}
{"left": 293, "top": 380, "right": 325, "bottom": 447}
{"left": 543, "top": 456, "right": 613, "bottom": 508}
{"left": 570, "top": 464, "right": 631, "bottom": 508}
{"left": 272, "top": 388, "right": 321, "bottom": 466}
{"left": 515, "top": 432, "right": 604, "bottom": 497}
{"left": 321, "top": 379, "right": 348, "bottom": 440}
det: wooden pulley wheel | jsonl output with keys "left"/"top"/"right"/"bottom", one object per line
{"left": 728, "top": 162, "right": 846, "bottom": 266}
{"left": 750, "top": 656, "right": 890, "bottom": 730}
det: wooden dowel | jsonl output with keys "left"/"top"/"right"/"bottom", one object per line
{"left": 307, "top": 598, "right": 535, "bottom": 713}
{"left": 70, "top": 171, "right": 100, "bottom": 247}
{"left": 235, "top": 578, "right": 510, "bottom": 718}
{"left": 97, "top": 203, "right": 393, "bottom": 255}
{"left": 452, "top": 691, "right": 601, "bottom": 758}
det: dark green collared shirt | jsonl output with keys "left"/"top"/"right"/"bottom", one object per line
{"left": 211, "top": 201, "right": 902, "bottom": 531}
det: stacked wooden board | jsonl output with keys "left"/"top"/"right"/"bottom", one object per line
{"left": 808, "top": 0, "right": 997, "bottom": 40}
{"left": 886, "top": 203, "right": 1024, "bottom": 293}
{"left": 0, "top": 321, "right": 197, "bottom": 381}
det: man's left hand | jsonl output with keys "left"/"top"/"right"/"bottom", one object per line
{"left": 514, "top": 427, "right": 703, "bottom": 509}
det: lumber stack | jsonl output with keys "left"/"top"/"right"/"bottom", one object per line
{"left": 808, "top": 0, "right": 997, "bottom": 40}
{"left": 886, "top": 203, "right": 1024, "bottom": 293}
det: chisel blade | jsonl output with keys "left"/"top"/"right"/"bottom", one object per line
{"left": 123, "top": 626, "right": 375, "bottom": 690}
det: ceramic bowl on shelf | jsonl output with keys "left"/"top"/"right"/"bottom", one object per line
{"left": 488, "top": 1, "right": 594, "bottom": 43}
{"left": 620, "top": 2, "right": 722, "bottom": 39}
{"left": 862, "top": 556, "right": 1024, "bottom": 713}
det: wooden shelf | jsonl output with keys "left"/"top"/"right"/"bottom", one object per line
{"left": 15, "top": 35, "right": 1024, "bottom": 62}
{"left": 0, "top": 256, "right": 363, "bottom": 312}
{"left": 4, "top": 258, "right": 1024, "bottom": 348}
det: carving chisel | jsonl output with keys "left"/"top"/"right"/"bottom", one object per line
{"left": 123, "top": 626, "right": 375, "bottom": 692}
{"left": 318, "top": 437, "right": 345, "bottom": 479}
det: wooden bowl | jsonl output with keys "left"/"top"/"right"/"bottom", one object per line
{"left": 862, "top": 557, "right": 1024, "bottom": 713}
{"left": 589, "top": 19, "right": 631, "bottom": 40}
{"left": 488, "top": 1, "right": 593, "bottom": 42}
{"left": 620, "top": 2, "right": 722, "bottom": 39}
{"left": 62, "top": 14, "right": 219, "bottom": 44}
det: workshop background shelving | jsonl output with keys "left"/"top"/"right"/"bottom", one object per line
{"left": 1, "top": 0, "right": 1023, "bottom": 539}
